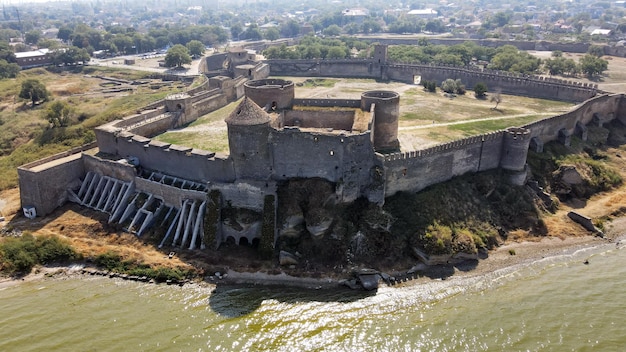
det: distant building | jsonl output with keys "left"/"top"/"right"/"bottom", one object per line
{"left": 590, "top": 28, "right": 612, "bottom": 36}
{"left": 342, "top": 8, "right": 369, "bottom": 23}
{"left": 15, "top": 49, "right": 53, "bottom": 69}
{"left": 407, "top": 9, "right": 438, "bottom": 19}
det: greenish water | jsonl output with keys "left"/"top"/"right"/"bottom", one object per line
{"left": 1, "top": 243, "right": 624, "bottom": 351}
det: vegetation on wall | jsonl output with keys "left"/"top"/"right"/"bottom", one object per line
{"left": 203, "top": 190, "right": 221, "bottom": 250}
{"left": 259, "top": 195, "right": 276, "bottom": 259}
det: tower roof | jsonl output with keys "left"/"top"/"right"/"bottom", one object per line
{"left": 225, "top": 97, "right": 270, "bottom": 126}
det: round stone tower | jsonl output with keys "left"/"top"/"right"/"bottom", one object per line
{"left": 500, "top": 127, "right": 531, "bottom": 172}
{"left": 361, "top": 90, "right": 400, "bottom": 152}
{"left": 225, "top": 97, "right": 272, "bottom": 179}
{"left": 244, "top": 79, "right": 295, "bottom": 111}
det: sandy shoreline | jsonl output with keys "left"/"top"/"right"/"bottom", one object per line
{"left": 1, "top": 232, "right": 621, "bottom": 292}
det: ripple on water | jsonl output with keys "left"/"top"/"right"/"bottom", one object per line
{"left": 0, "top": 244, "right": 623, "bottom": 351}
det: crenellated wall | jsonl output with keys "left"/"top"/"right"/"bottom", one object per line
{"left": 385, "top": 64, "right": 597, "bottom": 102}
{"left": 266, "top": 59, "right": 598, "bottom": 102}
{"left": 522, "top": 94, "right": 622, "bottom": 143}
{"left": 381, "top": 94, "right": 625, "bottom": 197}
{"left": 381, "top": 131, "right": 505, "bottom": 196}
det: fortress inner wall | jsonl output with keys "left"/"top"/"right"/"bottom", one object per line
{"left": 266, "top": 59, "right": 379, "bottom": 79}
{"left": 109, "top": 135, "right": 235, "bottom": 183}
{"left": 270, "top": 129, "right": 375, "bottom": 202}
{"left": 283, "top": 109, "right": 356, "bottom": 131}
{"left": 83, "top": 154, "right": 136, "bottom": 182}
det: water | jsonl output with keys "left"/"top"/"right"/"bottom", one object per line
{"left": 1, "top": 243, "right": 624, "bottom": 351}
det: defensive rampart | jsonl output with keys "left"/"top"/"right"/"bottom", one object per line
{"left": 385, "top": 64, "right": 597, "bottom": 102}
{"left": 522, "top": 93, "right": 623, "bottom": 143}
{"left": 381, "top": 93, "right": 625, "bottom": 197}
{"left": 382, "top": 131, "right": 505, "bottom": 196}
{"left": 266, "top": 59, "right": 597, "bottom": 102}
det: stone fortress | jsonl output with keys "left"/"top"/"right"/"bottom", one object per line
{"left": 18, "top": 45, "right": 626, "bottom": 252}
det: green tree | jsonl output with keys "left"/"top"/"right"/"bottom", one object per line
{"left": 230, "top": 23, "right": 243, "bottom": 40}
{"left": 24, "top": 30, "right": 41, "bottom": 45}
{"left": 327, "top": 46, "right": 347, "bottom": 59}
{"left": 0, "top": 41, "right": 16, "bottom": 63}
{"left": 19, "top": 79, "right": 49, "bottom": 107}
{"left": 186, "top": 40, "right": 205, "bottom": 58}
{"left": 44, "top": 101, "right": 74, "bottom": 127}
{"left": 57, "top": 26, "right": 72, "bottom": 42}
{"left": 489, "top": 45, "right": 541, "bottom": 74}
{"left": 242, "top": 24, "right": 262, "bottom": 40}
{"left": 264, "top": 27, "right": 280, "bottom": 41}
{"left": 579, "top": 54, "right": 608, "bottom": 78}
{"left": 164, "top": 44, "right": 191, "bottom": 68}
{"left": 53, "top": 46, "right": 90, "bottom": 66}
{"left": 473, "top": 82, "right": 488, "bottom": 98}
{"left": 112, "top": 34, "right": 134, "bottom": 54}
{"left": 441, "top": 79, "right": 465, "bottom": 94}
{"left": 0, "top": 59, "right": 20, "bottom": 79}
{"left": 281, "top": 20, "right": 300, "bottom": 38}
{"left": 587, "top": 45, "right": 605, "bottom": 57}
{"left": 323, "top": 25, "right": 342, "bottom": 37}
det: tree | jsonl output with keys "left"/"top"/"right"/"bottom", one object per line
{"left": 44, "top": 101, "right": 74, "bottom": 127}
{"left": 242, "top": 24, "right": 262, "bottom": 40}
{"left": 19, "top": 79, "right": 49, "bottom": 107}
{"left": 230, "top": 23, "right": 243, "bottom": 40}
{"left": 0, "top": 41, "right": 16, "bottom": 63}
{"left": 263, "top": 27, "right": 280, "bottom": 41}
{"left": 579, "top": 54, "right": 608, "bottom": 78}
{"left": 186, "top": 40, "right": 205, "bottom": 58}
{"left": 0, "top": 59, "right": 20, "bottom": 79}
{"left": 327, "top": 46, "right": 347, "bottom": 59}
{"left": 164, "top": 44, "right": 191, "bottom": 68}
{"left": 57, "top": 26, "right": 72, "bottom": 42}
{"left": 490, "top": 92, "right": 502, "bottom": 110}
{"left": 24, "top": 30, "right": 42, "bottom": 45}
{"left": 489, "top": 45, "right": 542, "bottom": 74}
{"left": 588, "top": 45, "right": 605, "bottom": 57}
{"left": 474, "top": 82, "right": 488, "bottom": 98}
{"left": 281, "top": 20, "right": 300, "bottom": 38}
{"left": 53, "top": 46, "right": 90, "bottom": 66}
{"left": 441, "top": 79, "right": 465, "bottom": 94}
{"left": 323, "top": 25, "right": 342, "bottom": 37}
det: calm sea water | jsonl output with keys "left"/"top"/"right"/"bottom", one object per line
{"left": 0, "top": 243, "right": 624, "bottom": 352}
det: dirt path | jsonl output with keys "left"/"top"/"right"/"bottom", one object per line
{"left": 398, "top": 111, "right": 557, "bottom": 131}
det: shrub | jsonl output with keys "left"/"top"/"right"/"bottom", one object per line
{"left": 441, "top": 78, "right": 466, "bottom": 95}
{"left": 422, "top": 221, "right": 453, "bottom": 255}
{"left": 422, "top": 80, "right": 437, "bottom": 92}
{"left": 0, "top": 234, "right": 79, "bottom": 274}
{"left": 474, "top": 82, "right": 488, "bottom": 98}
{"left": 93, "top": 251, "right": 194, "bottom": 282}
